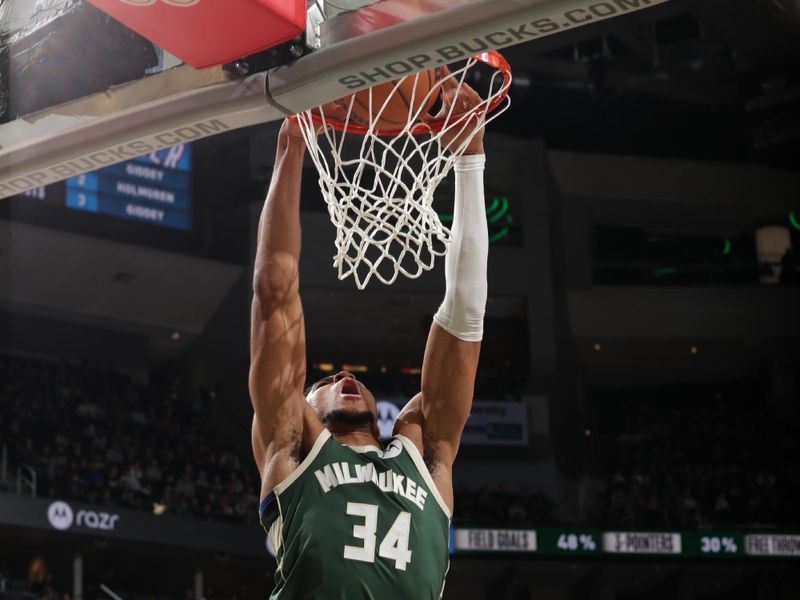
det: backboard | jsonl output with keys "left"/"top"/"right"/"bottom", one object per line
{"left": 0, "top": 0, "right": 671, "bottom": 199}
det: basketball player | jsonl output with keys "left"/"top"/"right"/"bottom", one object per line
{"left": 250, "top": 75, "right": 488, "bottom": 599}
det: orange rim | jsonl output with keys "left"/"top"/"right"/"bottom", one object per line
{"left": 300, "top": 50, "right": 512, "bottom": 137}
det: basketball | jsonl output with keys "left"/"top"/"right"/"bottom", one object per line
{"left": 349, "top": 69, "right": 441, "bottom": 130}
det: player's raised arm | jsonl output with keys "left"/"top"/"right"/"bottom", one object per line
{"left": 249, "top": 119, "right": 309, "bottom": 490}
{"left": 419, "top": 78, "right": 488, "bottom": 507}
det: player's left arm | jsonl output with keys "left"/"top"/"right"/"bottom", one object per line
{"left": 405, "top": 84, "right": 488, "bottom": 511}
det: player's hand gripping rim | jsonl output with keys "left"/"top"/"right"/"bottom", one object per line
{"left": 421, "top": 66, "right": 485, "bottom": 155}
{"left": 287, "top": 100, "right": 351, "bottom": 139}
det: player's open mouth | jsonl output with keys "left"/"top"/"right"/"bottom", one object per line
{"left": 340, "top": 379, "right": 360, "bottom": 396}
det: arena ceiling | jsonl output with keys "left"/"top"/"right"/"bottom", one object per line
{"left": 492, "top": 0, "right": 800, "bottom": 167}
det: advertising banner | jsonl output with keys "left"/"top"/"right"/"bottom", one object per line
{"left": 378, "top": 398, "right": 528, "bottom": 446}
{"left": 4, "top": 493, "right": 799, "bottom": 562}
{"left": 462, "top": 401, "right": 528, "bottom": 446}
{"left": 0, "top": 493, "right": 264, "bottom": 557}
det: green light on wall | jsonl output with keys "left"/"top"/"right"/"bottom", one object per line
{"left": 722, "top": 239, "right": 732, "bottom": 256}
{"left": 487, "top": 197, "right": 511, "bottom": 242}
{"left": 490, "top": 215, "right": 512, "bottom": 243}
{"left": 790, "top": 211, "right": 800, "bottom": 232}
{"left": 437, "top": 196, "right": 513, "bottom": 243}
{"left": 654, "top": 267, "right": 677, "bottom": 276}
{"left": 487, "top": 196, "right": 509, "bottom": 224}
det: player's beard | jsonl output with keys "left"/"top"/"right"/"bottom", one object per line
{"left": 322, "top": 409, "right": 375, "bottom": 428}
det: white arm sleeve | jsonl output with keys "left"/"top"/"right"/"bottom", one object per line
{"left": 432, "top": 154, "right": 488, "bottom": 342}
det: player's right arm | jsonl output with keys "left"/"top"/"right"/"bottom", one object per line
{"left": 249, "top": 119, "right": 315, "bottom": 493}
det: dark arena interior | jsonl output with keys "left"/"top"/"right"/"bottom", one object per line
{"left": 1, "top": 0, "right": 799, "bottom": 598}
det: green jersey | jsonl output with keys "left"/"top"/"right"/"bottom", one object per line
{"left": 259, "top": 429, "right": 451, "bottom": 599}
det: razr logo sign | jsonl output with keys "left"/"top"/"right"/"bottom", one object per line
{"left": 46, "top": 501, "right": 121, "bottom": 532}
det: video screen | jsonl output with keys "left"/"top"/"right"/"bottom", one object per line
{"left": 21, "top": 144, "right": 192, "bottom": 232}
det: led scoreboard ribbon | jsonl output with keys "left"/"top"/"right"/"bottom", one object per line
{"left": 451, "top": 528, "right": 800, "bottom": 560}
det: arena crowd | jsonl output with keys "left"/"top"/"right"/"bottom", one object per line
{"left": 0, "top": 354, "right": 259, "bottom": 527}
{"left": 600, "top": 386, "right": 800, "bottom": 530}
{"left": 1, "top": 354, "right": 798, "bottom": 532}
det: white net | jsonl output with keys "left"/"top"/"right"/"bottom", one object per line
{"left": 295, "top": 52, "right": 511, "bottom": 289}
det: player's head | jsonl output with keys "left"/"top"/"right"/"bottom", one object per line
{"left": 305, "top": 371, "right": 380, "bottom": 439}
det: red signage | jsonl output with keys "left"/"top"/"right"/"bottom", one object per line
{"left": 87, "top": 0, "right": 305, "bottom": 68}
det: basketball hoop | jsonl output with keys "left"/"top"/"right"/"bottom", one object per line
{"left": 295, "top": 51, "right": 512, "bottom": 289}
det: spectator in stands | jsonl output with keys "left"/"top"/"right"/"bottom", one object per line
{"left": 600, "top": 381, "right": 800, "bottom": 529}
{"left": 2, "top": 354, "right": 797, "bottom": 532}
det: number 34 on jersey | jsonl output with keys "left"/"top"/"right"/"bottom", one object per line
{"left": 344, "top": 502, "right": 413, "bottom": 571}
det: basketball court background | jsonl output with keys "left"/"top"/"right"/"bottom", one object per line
{"left": 1, "top": 0, "right": 800, "bottom": 598}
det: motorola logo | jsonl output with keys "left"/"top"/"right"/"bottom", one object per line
{"left": 376, "top": 400, "right": 401, "bottom": 440}
{"left": 47, "top": 501, "right": 74, "bottom": 530}
{"left": 46, "top": 501, "right": 120, "bottom": 532}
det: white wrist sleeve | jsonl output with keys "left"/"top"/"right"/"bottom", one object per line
{"left": 432, "top": 154, "right": 488, "bottom": 342}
